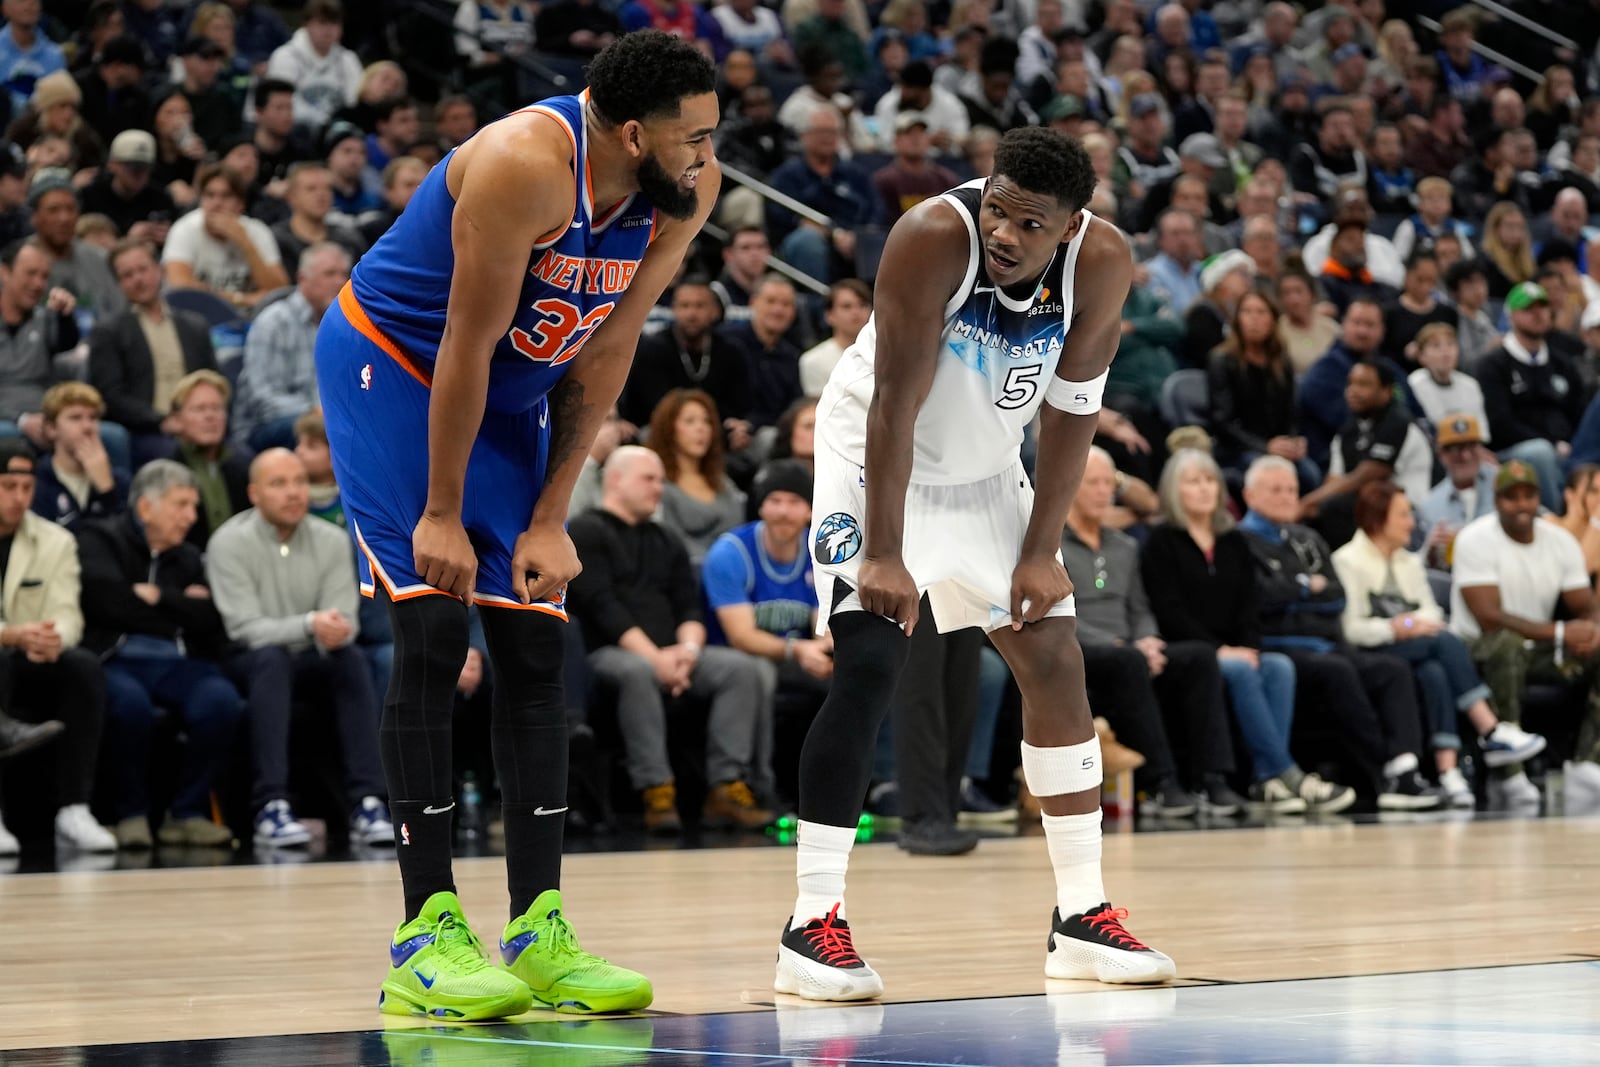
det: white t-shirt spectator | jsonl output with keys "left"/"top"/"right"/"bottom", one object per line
{"left": 162, "top": 210, "right": 283, "bottom": 296}
{"left": 1406, "top": 368, "right": 1490, "bottom": 442}
{"left": 1449, "top": 512, "right": 1589, "bottom": 640}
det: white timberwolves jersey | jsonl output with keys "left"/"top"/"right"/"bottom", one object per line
{"left": 815, "top": 178, "right": 1096, "bottom": 485}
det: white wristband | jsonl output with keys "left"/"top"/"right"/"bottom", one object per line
{"left": 1555, "top": 621, "right": 1565, "bottom": 667}
{"left": 1042, "top": 369, "right": 1108, "bottom": 415}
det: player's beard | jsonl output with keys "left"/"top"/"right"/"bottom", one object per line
{"left": 637, "top": 152, "right": 699, "bottom": 221}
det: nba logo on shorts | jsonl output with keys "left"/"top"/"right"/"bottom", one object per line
{"left": 815, "top": 512, "right": 863, "bottom": 565}
{"left": 360, "top": 364, "right": 373, "bottom": 390}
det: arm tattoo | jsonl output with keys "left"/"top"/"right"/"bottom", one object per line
{"left": 543, "top": 375, "right": 589, "bottom": 486}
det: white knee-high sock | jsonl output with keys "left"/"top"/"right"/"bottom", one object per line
{"left": 792, "top": 819, "right": 858, "bottom": 924}
{"left": 1041, "top": 809, "right": 1106, "bottom": 917}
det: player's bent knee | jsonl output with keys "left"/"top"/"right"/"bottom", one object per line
{"left": 1021, "top": 735, "right": 1104, "bottom": 796}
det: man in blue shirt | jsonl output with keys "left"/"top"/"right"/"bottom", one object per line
{"left": 0, "top": 0, "right": 64, "bottom": 114}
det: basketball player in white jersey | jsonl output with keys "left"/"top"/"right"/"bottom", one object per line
{"left": 775, "top": 127, "right": 1177, "bottom": 1000}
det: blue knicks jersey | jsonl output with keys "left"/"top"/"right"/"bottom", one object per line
{"left": 348, "top": 91, "right": 657, "bottom": 414}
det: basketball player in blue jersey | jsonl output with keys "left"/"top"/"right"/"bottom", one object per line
{"left": 313, "top": 31, "right": 720, "bottom": 1021}
{"left": 776, "top": 128, "right": 1177, "bottom": 1000}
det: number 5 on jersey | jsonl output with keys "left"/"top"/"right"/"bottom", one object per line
{"left": 509, "top": 297, "right": 616, "bottom": 365}
{"left": 997, "top": 364, "right": 1042, "bottom": 410}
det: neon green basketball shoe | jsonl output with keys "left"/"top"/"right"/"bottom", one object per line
{"left": 499, "top": 889, "right": 654, "bottom": 1013}
{"left": 380, "top": 891, "right": 534, "bottom": 1020}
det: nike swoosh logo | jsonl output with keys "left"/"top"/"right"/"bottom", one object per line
{"left": 412, "top": 968, "right": 435, "bottom": 989}
{"left": 534, "top": 806, "right": 568, "bottom": 816}
{"left": 422, "top": 803, "right": 455, "bottom": 815}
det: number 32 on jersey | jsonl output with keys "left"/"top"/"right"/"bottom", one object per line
{"left": 509, "top": 297, "right": 616, "bottom": 365}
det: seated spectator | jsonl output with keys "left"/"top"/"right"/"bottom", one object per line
{"left": 0, "top": 439, "right": 115, "bottom": 854}
{"left": 1478, "top": 282, "right": 1588, "bottom": 512}
{"left": 871, "top": 114, "right": 960, "bottom": 227}
{"left": 361, "top": 95, "right": 419, "bottom": 178}
{"left": 1318, "top": 221, "right": 1399, "bottom": 317}
{"left": 1405, "top": 324, "right": 1485, "bottom": 436}
{"left": 1300, "top": 186, "right": 1405, "bottom": 291}
{"left": 701, "top": 460, "right": 829, "bottom": 803}
{"left": 1404, "top": 94, "right": 1470, "bottom": 179}
{"left": 1106, "top": 261, "right": 1182, "bottom": 419}
{"left": 1274, "top": 269, "right": 1340, "bottom": 376}
{"left": 1450, "top": 461, "right": 1600, "bottom": 812}
{"left": 570, "top": 405, "right": 630, "bottom": 518}
{"left": 1296, "top": 297, "right": 1407, "bottom": 470}
{"left": 1241, "top": 456, "right": 1443, "bottom": 810}
{"left": 207, "top": 447, "right": 391, "bottom": 849}
{"left": 1303, "top": 359, "right": 1433, "bottom": 545}
{"left": 532, "top": 0, "right": 621, "bottom": 62}
{"left": 1417, "top": 414, "right": 1497, "bottom": 569}
{"left": 765, "top": 397, "right": 817, "bottom": 469}
{"left": 173, "top": 36, "right": 241, "bottom": 150}
{"left": 619, "top": 276, "right": 749, "bottom": 432}
{"left": 78, "top": 459, "right": 243, "bottom": 848}
{"left": 251, "top": 79, "right": 314, "bottom": 188}
{"left": 162, "top": 163, "right": 290, "bottom": 314}
{"left": 1478, "top": 202, "right": 1537, "bottom": 301}
{"left": 645, "top": 389, "right": 746, "bottom": 568}
{"left": 798, "top": 280, "right": 870, "bottom": 397}
{"left": 235, "top": 241, "right": 349, "bottom": 451}
{"left": 1065, "top": 447, "right": 1244, "bottom": 817}
{"left": 765, "top": 109, "right": 877, "bottom": 286}
{"left": 568, "top": 446, "right": 771, "bottom": 833}
{"left": 1445, "top": 259, "right": 1500, "bottom": 370}
{"left": 1383, "top": 252, "right": 1456, "bottom": 366}
{"left": 6, "top": 70, "right": 105, "bottom": 178}
{"left": 217, "top": 134, "right": 289, "bottom": 227}
{"left": 149, "top": 89, "right": 209, "bottom": 211}
{"left": 1184, "top": 249, "right": 1254, "bottom": 368}
{"left": 1543, "top": 464, "right": 1600, "bottom": 583}
{"left": 78, "top": 131, "right": 176, "bottom": 247}
{"left": 89, "top": 238, "right": 219, "bottom": 467}
{"left": 710, "top": 225, "right": 769, "bottom": 328}
{"left": 721, "top": 275, "right": 803, "bottom": 428}
{"left": 1290, "top": 104, "right": 1364, "bottom": 204}
{"left": 266, "top": 0, "right": 362, "bottom": 136}
{"left": 1334, "top": 479, "right": 1546, "bottom": 808}
{"left": 1364, "top": 122, "right": 1414, "bottom": 217}
{"left": 168, "top": 369, "right": 250, "bottom": 548}
{"left": 270, "top": 162, "right": 365, "bottom": 273}
{"left": 1141, "top": 448, "right": 1355, "bottom": 814}
{"left": 1390, "top": 177, "right": 1473, "bottom": 263}
{"left": 31, "top": 383, "right": 126, "bottom": 532}
{"left": 27, "top": 169, "right": 126, "bottom": 327}
{"left": 358, "top": 156, "right": 427, "bottom": 247}
{"left": 1144, "top": 209, "right": 1203, "bottom": 316}
{"left": 72, "top": 33, "right": 150, "bottom": 146}
{"left": 1206, "top": 289, "right": 1317, "bottom": 490}
{"left": 960, "top": 39, "right": 1038, "bottom": 135}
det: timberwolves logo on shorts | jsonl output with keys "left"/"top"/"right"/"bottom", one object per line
{"left": 815, "top": 512, "right": 863, "bottom": 565}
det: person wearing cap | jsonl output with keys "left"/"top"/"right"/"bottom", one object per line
{"left": 702, "top": 458, "right": 827, "bottom": 807}
{"left": 1183, "top": 248, "right": 1254, "bottom": 366}
{"left": 321, "top": 120, "right": 381, "bottom": 218}
{"left": 8, "top": 68, "right": 105, "bottom": 173}
{"left": 1133, "top": 132, "right": 1231, "bottom": 236}
{"left": 1318, "top": 221, "right": 1397, "bottom": 318}
{"left": 173, "top": 35, "right": 241, "bottom": 150}
{"left": 0, "top": 0, "right": 66, "bottom": 114}
{"left": 1110, "top": 92, "right": 1180, "bottom": 207}
{"left": 1476, "top": 281, "right": 1588, "bottom": 511}
{"left": 1301, "top": 184, "right": 1404, "bottom": 291}
{"left": 1417, "top": 412, "right": 1498, "bottom": 566}
{"left": 28, "top": 167, "right": 128, "bottom": 329}
{"left": 567, "top": 445, "right": 772, "bottom": 834}
{"left": 78, "top": 130, "right": 176, "bottom": 244}
{"left": 161, "top": 162, "right": 289, "bottom": 312}
{"left": 265, "top": 0, "right": 363, "bottom": 135}
{"left": 1450, "top": 458, "right": 1600, "bottom": 812}
{"left": 0, "top": 435, "right": 118, "bottom": 856}
{"left": 870, "top": 111, "right": 959, "bottom": 226}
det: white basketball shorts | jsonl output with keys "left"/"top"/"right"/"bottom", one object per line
{"left": 810, "top": 441, "right": 1076, "bottom": 634}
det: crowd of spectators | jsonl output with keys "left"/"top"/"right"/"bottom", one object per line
{"left": 2, "top": 0, "right": 1600, "bottom": 860}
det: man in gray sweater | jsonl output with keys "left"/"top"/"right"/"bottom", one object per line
{"left": 206, "top": 447, "right": 391, "bottom": 849}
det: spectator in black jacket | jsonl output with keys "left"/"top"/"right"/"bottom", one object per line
{"left": 567, "top": 447, "right": 769, "bottom": 834}
{"left": 1207, "top": 289, "right": 1316, "bottom": 489}
{"left": 72, "top": 34, "right": 149, "bottom": 143}
{"left": 1478, "top": 282, "right": 1590, "bottom": 512}
{"left": 30, "top": 383, "right": 126, "bottom": 532}
{"left": 77, "top": 131, "right": 175, "bottom": 247}
{"left": 1238, "top": 456, "right": 1443, "bottom": 811}
{"left": 88, "top": 239, "right": 217, "bottom": 467}
{"left": 720, "top": 275, "right": 803, "bottom": 428}
{"left": 78, "top": 460, "right": 243, "bottom": 849}
{"left": 620, "top": 277, "right": 751, "bottom": 433}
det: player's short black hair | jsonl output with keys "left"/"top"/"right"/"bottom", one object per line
{"left": 991, "top": 127, "right": 1096, "bottom": 213}
{"left": 586, "top": 30, "right": 716, "bottom": 127}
